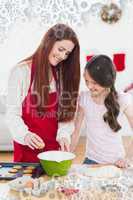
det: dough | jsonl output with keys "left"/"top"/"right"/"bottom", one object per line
{"left": 84, "top": 165, "right": 122, "bottom": 178}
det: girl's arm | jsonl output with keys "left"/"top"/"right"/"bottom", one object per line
{"left": 70, "top": 104, "right": 85, "bottom": 152}
{"left": 123, "top": 104, "right": 133, "bottom": 160}
{"left": 115, "top": 93, "right": 133, "bottom": 168}
{"left": 124, "top": 83, "right": 133, "bottom": 93}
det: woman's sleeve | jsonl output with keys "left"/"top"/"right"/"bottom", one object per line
{"left": 78, "top": 91, "right": 86, "bottom": 108}
{"left": 56, "top": 92, "right": 86, "bottom": 144}
{"left": 5, "top": 66, "right": 29, "bottom": 145}
{"left": 56, "top": 121, "right": 74, "bottom": 144}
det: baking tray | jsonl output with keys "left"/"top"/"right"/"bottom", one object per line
{"left": 0, "top": 162, "right": 44, "bottom": 180}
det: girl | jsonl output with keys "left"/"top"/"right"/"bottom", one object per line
{"left": 70, "top": 55, "right": 133, "bottom": 168}
{"left": 6, "top": 23, "right": 80, "bottom": 162}
{"left": 124, "top": 82, "right": 133, "bottom": 93}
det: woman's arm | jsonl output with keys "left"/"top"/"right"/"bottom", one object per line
{"left": 6, "top": 65, "right": 44, "bottom": 149}
{"left": 56, "top": 121, "right": 74, "bottom": 151}
{"left": 57, "top": 91, "right": 86, "bottom": 151}
{"left": 70, "top": 104, "right": 85, "bottom": 152}
{"left": 56, "top": 104, "right": 84, "bottom": 152}
{"left": 6, "top": 65, "right": 29, "bottom": 145}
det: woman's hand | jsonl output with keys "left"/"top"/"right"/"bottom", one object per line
{"left": 115, "top": 159, "right": 129, "bottom": 168}
{"left": 58, "top": 137, "right": 70, "bottom": 152}
{"left": 24, "top": 132, "right": 45, "bottom": 150}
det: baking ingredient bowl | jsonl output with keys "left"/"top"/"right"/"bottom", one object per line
{"left": 38, "top": 151, "right": 76, "bottom": 176}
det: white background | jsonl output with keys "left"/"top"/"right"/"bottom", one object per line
{"left": 0, "top": 1, "right": 133, "bottom": 138}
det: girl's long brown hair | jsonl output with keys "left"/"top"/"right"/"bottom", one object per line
{"left": 23, "top": 24, "right": 80, "bottom": 122}
{"left": 85, "top": 55, "right": 121, "bottom": 132}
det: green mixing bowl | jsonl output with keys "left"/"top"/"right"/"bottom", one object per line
{"left": 37, "top": 151, "right": 76, "bottom": 176}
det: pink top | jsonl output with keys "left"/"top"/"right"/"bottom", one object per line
{"left": 79, "top": 91, "right": 133, "bottom": 164}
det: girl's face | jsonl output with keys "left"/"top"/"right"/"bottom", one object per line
{"left": 49, "top": 40, "right": 75, "bottom": 66}
{"left": 84, "top": 69, "right": 107, "bottom": 97}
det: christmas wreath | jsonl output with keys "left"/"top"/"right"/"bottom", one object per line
{"left": 100, "top": 3, "right": 122, "bottom": 24}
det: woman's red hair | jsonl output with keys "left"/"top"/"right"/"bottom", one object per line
{"left": 23, "top": 24, "right": 80, "bottom": 122}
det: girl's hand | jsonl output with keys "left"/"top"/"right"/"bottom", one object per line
{"left": 124, "top": 83, "right": 133, "bottom": 92}
{"left": 115, "top": 159, "right": 128, "bottom": 168}
{"left": 58, "top": 137, "right": 70, "bottom": 152}
{"left": 24, "top": 132, "right": 45, "bottom": 150}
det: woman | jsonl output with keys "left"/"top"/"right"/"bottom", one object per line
{"left": 6, "top": 23, "right": 80, "bottom": 162}
{"left": 70, "top": 55, "right": 133, "bottom": 168}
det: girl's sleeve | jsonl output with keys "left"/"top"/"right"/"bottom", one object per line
{"left": 5, "top": 65, "right": 29, "bottom": 145}
{"left": 119, "top": 92, "right": 133, "bottom": 112}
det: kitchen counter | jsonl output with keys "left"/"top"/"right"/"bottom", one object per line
{"left": 0, "top": 176, "right": 67, "bottom": 200}
{"left": 1, "top": 164, "right": 133, "bottom": 200}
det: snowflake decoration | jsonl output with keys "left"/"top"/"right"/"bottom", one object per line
{"left": 0, "top": 0, "right": 133, "bottom": 44}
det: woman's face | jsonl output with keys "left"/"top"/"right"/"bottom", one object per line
{"left": 49, "top": 40, "right": 75, "bottom": 66}
{"left": 84, "top": 69, "right": 107, "bottom": 97}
